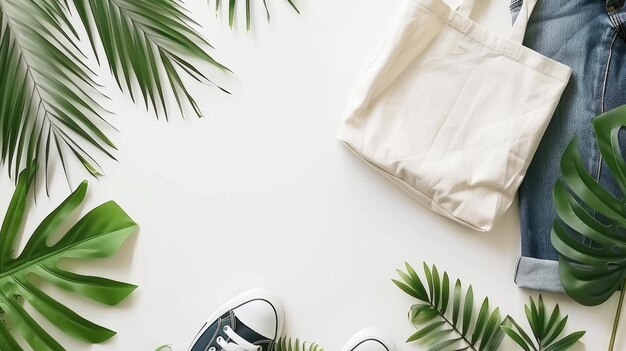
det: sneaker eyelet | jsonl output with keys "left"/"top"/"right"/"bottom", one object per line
{"left": 223, "top": 325, "right": 230, "bottom": 333}
{"left": 217, "top": 336, "right": 224, "bottom": 343}
{"left": 209, "top": 347, "right": 216, "bottom": 351}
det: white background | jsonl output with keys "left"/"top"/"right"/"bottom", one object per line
{"left": 0, "top": 0, "right": 622, "bottom": 350}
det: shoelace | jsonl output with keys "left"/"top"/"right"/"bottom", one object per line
{"left": 209, "top": 325, "right": 262, "bottom": 351}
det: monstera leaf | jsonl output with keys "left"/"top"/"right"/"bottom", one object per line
{"left": 0, "top": 166, "right": 138, "bottom": 350}
{"left": 212, "top": 0, "right": 299, "bottom": 31}
{"left": 551, "top": 105, "right": 626, "bottom": 306}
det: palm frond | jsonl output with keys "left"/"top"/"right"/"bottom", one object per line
{"left": 393, "top": 262, "right": 505, "bottom": 351}
{"left": 501, "top": 296, "right": 584, "bottom": 351}
{"left": 74, "top": 0, "right": 229, "bottom": 120}
{"left": 275, "top": 337, "right": 324, "bottom": 351}
{"left": 212, "top": 0, "right": 299, "bottom": 31}
{"left": 0, "top": 0, "right": 115, "bottom": 184}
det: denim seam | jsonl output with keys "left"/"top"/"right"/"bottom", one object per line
{"left": 588, "top": 31, "right": 619, "bottom": 247}
{"left": 600, "top": 32, "right": 618, "bottom": 114}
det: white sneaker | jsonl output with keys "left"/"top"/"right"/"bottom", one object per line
{"left": 188, "top": 289, "right": 284, "bottom": 351}
{"left": 340, "top": 328, "right": 394, "bottom": 351}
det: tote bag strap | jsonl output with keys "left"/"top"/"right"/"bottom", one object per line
{"left": 509, "top": 0, "right": 538, "bottom": 44}
{"left": 455, "top": 0, "right": 539, "bottom": 44}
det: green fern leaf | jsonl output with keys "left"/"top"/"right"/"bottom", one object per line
{"left": 212, "top": 0, "right": 299, "bottom": 31}
{"left": 0, "top": 165, "right": 138, "bottom": 349}
{"left": 452, "top": 279, "right": 462, "bottom": 327}
{"left": 74, "top": 0, "right": 229, "bottom": 120}
{"left": 394, "top": 262, "right": 505, "bottom": 351}
{"left": 471, "top": 298, "right": 489, "bottom": 344}
{"left": 275, "top": 337, "right": 324, "bottom": 351}
{"left": 502, "top": 296, "right": 584, "bottom": 351}
{"left": 0, "top": 0, "right": 114, "bottom": 182}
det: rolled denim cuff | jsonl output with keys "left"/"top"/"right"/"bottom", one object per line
{"left": 514, "top": 257, "right": 564, "bottom": 293}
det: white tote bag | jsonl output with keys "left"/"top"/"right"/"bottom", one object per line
{"left": 338, "top": 0, "right": 571, "bottom": 231}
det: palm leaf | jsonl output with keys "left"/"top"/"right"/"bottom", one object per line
{"left": 501, "top": 296, "right": 584, "bottom": 351}
{"left": 275, "top": 338, "right": 324, "bottom": 351}
{"left": 212, "top": 0, "right": 299, "bottom": 31}
{"left": 0, "top": 165, "right": 138, "bottom": 350}
{"left": 551, "top": 105, "right": 626, "bottom": 306}
{"left": 0, "top": 0, "right": 115, "bottom": 183}
{"left": 74, "top": 0, "right": 229, "bottom": 120}
{"left": 393, "top": 262, "right": 505, "bottom": 351}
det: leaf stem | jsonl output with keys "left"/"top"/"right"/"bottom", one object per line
{"left": 428, "top": 301, "right": 478, "bottom": 351}
{"left": 608, "top": 279, "right": 626, "bottom": 351}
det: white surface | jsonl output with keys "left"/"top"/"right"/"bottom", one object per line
{"left": 0, "top": 0, "right": 622, "bottom": 350}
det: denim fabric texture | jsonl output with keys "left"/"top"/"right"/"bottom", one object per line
{"left": 512, "top": 0, "right": 626, "bottom": 292}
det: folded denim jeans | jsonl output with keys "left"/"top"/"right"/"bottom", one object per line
{"left": 512, "top": 0, "right": 626, "bottom": 292}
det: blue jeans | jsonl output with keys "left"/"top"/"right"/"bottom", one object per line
{"left": 512, "top": 0, "right": 626, "bottom": 292}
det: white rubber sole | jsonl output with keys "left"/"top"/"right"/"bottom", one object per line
{"left": 340, "top": 328, "right": 394, "bottom": 351}
{"left": 188, "top": 288, "right": 285, "bottom": 350}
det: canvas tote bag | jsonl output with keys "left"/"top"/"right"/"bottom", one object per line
{"left": 338, "top": 0, "right": 571, "bottom": 232}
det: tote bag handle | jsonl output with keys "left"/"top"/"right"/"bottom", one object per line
{"left": 456, "top": 0, "right": 538, "bottom": 44}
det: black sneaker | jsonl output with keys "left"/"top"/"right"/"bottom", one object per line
{"left": 188, "top": 289, "right": 284, "bottom": 351}
{"left": 340, "top": 328, "right": 394, "bottom": 351}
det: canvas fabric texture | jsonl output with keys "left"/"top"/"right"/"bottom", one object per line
{"left": 338, "top": 0, "right": 571, "bottom": 232}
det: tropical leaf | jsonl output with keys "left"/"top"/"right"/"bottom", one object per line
{"left": 501, "top": 296, "right": 584, "bottom": 351}
{"left": 393, "top": 262, "right": 505, "bottom": 351}
{"left": 211, "top": 0, "right": 299, "bottom": 31}
{"left": 0, "top": 0, "right": 115, "bottom": 183}
{"left": 551, "top": 104, "right": 626, "bottom": 306}
{"left": 0, "top": 165, "right": 138, "bottom": 350}
{"left": 73, "top": 0, "right": 230, "bottom": 120}
{"left": 275, "top": 338, "right": 324, "bottom": 351}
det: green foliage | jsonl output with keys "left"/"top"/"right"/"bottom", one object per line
{"left": 393, "top": 262, "right": 505, "bottom": 351}
{"left": 551, "top": 104, "right": 626, "bottom": 306}
{"left": 212, "top": 0, "right": 299, "bottom": 31}
{"left": 502, "top": 296, "right": 585, "bottom": 351}
{"left": 275, "top": 337, "right": 324, "bottom": 351}
{"left": 0, "top": 0, "right": 113, "bottom": 181}
{"left": 0, "top": 0, "right": 228, "bottom": 183}
{"left": 0, "top": 166, "right": 138, "bottom": 350}
{"left": 73, "top": 0, "right": 229, "bottom": 119}
{"left": 394, "top": 262, "right": 584, "bottom": 351}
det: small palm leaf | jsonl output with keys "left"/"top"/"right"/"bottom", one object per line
{"left": 275, "top": 338, "right": 324, "bottom": 351}
{"left": 0, "top": 0, "right": 115, "bottom": 182}
{"left": 0, "top": 166, "right": 138, "bottom": 350}
{"left": 74, "top": 0, "right": 229, "bottom": 120}
{"left": 501, "top": 296, "right": 584, "bottom": 351}
{"left": 212, "top": 0, "right": 299, "bottom": 31}
{"left": 551, "top": 105, "right": 626, "bottom": 306}
{"left": 393, "top": 262, "right": 505, "bottom": 351}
